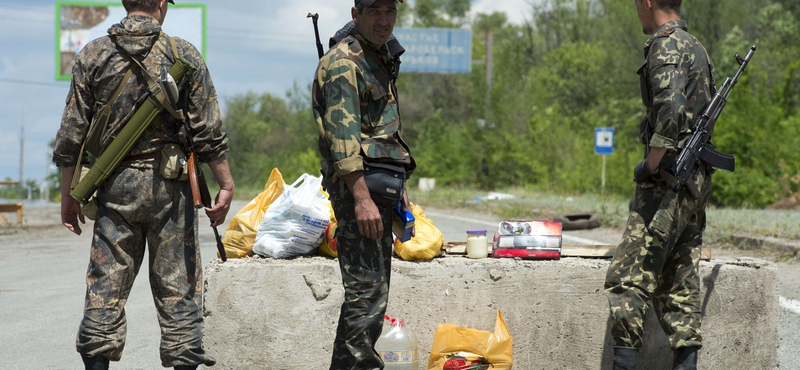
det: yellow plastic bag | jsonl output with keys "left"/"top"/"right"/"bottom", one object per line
{"left": 394, "top": 203, "right": 444, "bottom": 260}
{"left": 428, "top": 310, "right": 513, "bottom": 370}
{"left": 318, "top": 201, "right": 338, "bottom": 258}
{"left": 221, "top": 168, "right": 285, "bottom": 258}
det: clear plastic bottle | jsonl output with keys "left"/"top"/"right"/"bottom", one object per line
{"left": 375, "top": 315, "right": 419, "bottom": 370}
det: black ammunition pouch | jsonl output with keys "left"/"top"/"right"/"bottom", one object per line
{"left": 363, "top": 160, "right": 405, "bottom": 208}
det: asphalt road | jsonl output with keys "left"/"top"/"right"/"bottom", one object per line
{"left": 0, "top": 200, "right": 797, "bottom": 369}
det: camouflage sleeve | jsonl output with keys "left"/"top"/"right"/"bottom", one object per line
{"left": 319, "top": 57, "right": 364, "bottom": 177}
{"left": 52, "top": 57, "right": 94, "bottom": 167}
{"left": 179, "top": 39, "right": 228, "bottom": 163}
{"left": 647, "top": 36, "right": 690, "bottom": 151}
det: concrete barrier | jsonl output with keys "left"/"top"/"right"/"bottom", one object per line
{"left": 202, "top": 256, "right": 777, "bottom": 370}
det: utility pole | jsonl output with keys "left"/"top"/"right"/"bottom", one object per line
{"left": 485, "top": 30, "right": 494, "bottom": 105}
{"left": 19, "top": 123, "right": 24, "bottom": 188}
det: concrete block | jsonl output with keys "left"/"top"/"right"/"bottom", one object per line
{"left": 202, "top": 256, "right": 777, "bottom": 370}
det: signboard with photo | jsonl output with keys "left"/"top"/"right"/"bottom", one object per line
{"left": 56, "top": 1, "right": 206, "bottom": 80}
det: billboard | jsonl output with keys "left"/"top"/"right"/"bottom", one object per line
{"left": 393, "top": 28, "right": 472, "bottom": 74}
{"left": 56, "top": 1, "right": 206, "bottom": 81}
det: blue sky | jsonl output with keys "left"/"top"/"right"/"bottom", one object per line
{"left": 0, "top": 0, "right": 532, "bottom": 187}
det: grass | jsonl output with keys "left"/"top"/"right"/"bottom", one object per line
{"left": 409, "top": 187, "right": 800, "bottom": 245}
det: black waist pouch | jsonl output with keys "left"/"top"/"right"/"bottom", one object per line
{"left": 363, "top": 160, "right": 405, "bottom": 207}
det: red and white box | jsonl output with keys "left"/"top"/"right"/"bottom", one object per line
{"left": 492, "top": 220, "right": 562, "bottom": 260}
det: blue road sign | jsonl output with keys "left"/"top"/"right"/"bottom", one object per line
{"left": 595, "top": 127, "right": 615, "bottom": 155}
{"left": 393, "top": 28, "right": 472, "bottom": 74}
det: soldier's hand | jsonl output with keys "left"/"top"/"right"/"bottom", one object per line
{"left": 354, "top": 198, "right": 383, "bottom": 240}
{"left": 204, "top": 188, "right": 233, "bottom": 227}
{"left": 61, "top": 196, "right": 85, "bottom": 235}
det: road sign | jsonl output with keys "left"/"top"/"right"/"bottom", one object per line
{"left": 594, "top": 127, "right": 614, "bottom": 155}
{"left": 393, "top": 28, "right": 472, "bottom": 74}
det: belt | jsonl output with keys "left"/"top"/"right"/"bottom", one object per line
{"left": 123, "top": 152, "right": 162, "bottom": 162}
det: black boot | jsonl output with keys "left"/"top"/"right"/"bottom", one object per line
{"left": 673, "top": 346, "right": 698, "bottom": 370}
{"left": 82, "top": 356, "right": 109, "bottom": 370}
{"left": 174, "top": 366, "right": 198, "bottom": 370}
{"left": 613, "top": 346, "right": 638, "bottom": 370}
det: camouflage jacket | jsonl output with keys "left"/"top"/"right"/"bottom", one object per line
{"left": 639, "top": 19, "right": 715, "bottom": 152}
{"left": 312, "top": 32, "right": 414, "bottom": 187}
{"left": 53, "top": 15, "right": 227, "bottom": 168}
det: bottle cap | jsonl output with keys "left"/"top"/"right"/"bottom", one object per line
{"left": 384, "top": 315, "right": 404, "bottom": 327}
{"left": 466, "top": 229, "right": 487, "bottom": 234}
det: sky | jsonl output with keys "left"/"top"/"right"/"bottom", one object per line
{"left": 0, "top": 0, "right": 534, "bottom": 188}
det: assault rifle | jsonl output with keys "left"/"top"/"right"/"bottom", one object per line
{"left": 669, "top": 45, "right": 756, "bottom": 199}
{"left": 160, "top": 68, "right": 228, "bottom": 262}
{"left": 307, "top": 13, "right": 324, "bottom": 59}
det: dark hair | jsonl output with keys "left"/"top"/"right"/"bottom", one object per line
{"left": 122, "top": 0, "right": 161, "bottom": 13}
{"left": 654, "top": 0, "right": 681, "bottom": 13}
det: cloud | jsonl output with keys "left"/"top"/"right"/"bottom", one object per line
{"left": 471, "top": 0, "right": 538, "bottom": 25}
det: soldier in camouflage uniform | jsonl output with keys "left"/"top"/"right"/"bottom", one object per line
{"left": 53, "top": 1, "right": 233, "bottom": 369}
{"left": 312, "top": 0, "right": 414, "bottom": 369}
{"left": 604, "top": 1, "right": 715, "bottom": 370}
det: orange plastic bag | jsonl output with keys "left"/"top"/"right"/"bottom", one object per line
{"left": 221, "top": 168, "right": 285, "bottom": 258}
{"left": 427, "top": 310, "right": 513, "bottom": 370}
{"left": 394, "top": 203, "right": 444, "bottom": 260}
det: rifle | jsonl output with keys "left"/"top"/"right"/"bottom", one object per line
{"left": 160, "top": 68, "right": 228, "bottom": 262}
{"left": 669, "top": 45, "right": 756, "bottom": 199}
{"left": 308, "top": 13, "right": 324, "bottom": 59}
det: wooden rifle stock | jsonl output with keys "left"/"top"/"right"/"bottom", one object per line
{"left": 186, "top": 151, "right": 227, "bottom": 261}
{"left": 187, "top": 152, "right": 204, "bottom": 209}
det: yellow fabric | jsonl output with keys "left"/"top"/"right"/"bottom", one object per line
{"left": 394, "top": 203, "right": 443, "bottom": 261}
{"left": 318, "top": 201, "right": 338, "bottom": 258}
{"left": 221, "top": 168, "right": 285, "bottom": 258}
{"left": 428, "top": 310, "right": 513, "bottom": 370}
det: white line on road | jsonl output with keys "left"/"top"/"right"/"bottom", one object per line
{"left": 780, "top": 296, "right": 800, "bottom": 316}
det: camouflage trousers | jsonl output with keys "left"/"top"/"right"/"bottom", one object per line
{"left": 76, "top": 162, "right": 215, "bottom": 367}
{"left": 605, "top": 167, "right": 712, "bottom": 350}
{"left": 328, "top": 180, "right": 393, "bottom": 370}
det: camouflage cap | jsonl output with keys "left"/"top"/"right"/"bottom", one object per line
{"left": 355, "top": 0, "right": 403, "bottom": 7}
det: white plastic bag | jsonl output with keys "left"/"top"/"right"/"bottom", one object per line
{"left": 253, "top": 174, "right": 330, "bottom": 258}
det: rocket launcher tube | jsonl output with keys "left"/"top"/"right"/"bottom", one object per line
{"left": 70, "top": 57, "right": 195, "bottom": 204}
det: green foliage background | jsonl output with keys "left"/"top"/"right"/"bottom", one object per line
{"left": 221, "top": 0, "right": 800, "bottom": 208}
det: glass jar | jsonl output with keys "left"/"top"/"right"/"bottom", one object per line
{"left": 466, "top": 229, "right": 488, "bottom": 259}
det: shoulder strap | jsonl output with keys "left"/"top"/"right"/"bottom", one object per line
{"left": 126, "top": 34, "right": 183, "bottom": 120}
{"left": 72, "top": 68, "right": 134, "bottom": 190}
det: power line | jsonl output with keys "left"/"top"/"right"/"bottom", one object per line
{"left": 0, "top": 78, "right": 67, "bottom": 88}
{"left": 0, "top": 14, "right": 51, "bottom": 24}
{"left": 210, "top": 26, "right": 310, "bottom": 39}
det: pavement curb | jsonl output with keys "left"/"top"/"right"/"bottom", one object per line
{"left": 724, "top": 235, "right": 800, "bottom": 255}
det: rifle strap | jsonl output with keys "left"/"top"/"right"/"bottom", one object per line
{"left": 658, "top": 169, "right": 700, "bottom": 200}
{"left": 128, "top": 53, "right": 183, "bottom": 121}
{"left": 71, "top": 68, "right": 135, "bottom": 190}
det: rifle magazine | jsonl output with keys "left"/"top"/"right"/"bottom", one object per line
{"left": 699, "top": 145, "right": 735, "bottom": 172}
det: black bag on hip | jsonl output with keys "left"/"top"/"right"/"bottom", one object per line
{"left": 363, "top": 160, "right": 405, "bottom": 208}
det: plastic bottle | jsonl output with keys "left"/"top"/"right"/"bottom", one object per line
{"left": 466, "top": 229, "right": 488, "bottom": 258}
{"left": 375, "top": 315, "right": 419, "bottom": 370}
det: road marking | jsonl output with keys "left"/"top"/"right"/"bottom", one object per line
{"left": 780, "top": 296, "right": 800, "bottom": 316}
{"left": 425, "top": 211, "right": 608, "bottom": 245}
